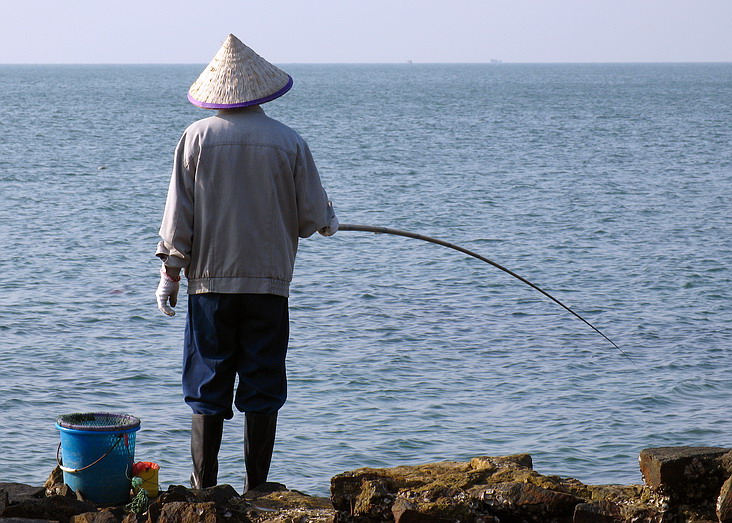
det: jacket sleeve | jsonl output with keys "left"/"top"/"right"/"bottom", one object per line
{"left": 156, "top": 133, "right": 196, "bottom": 269}
{"left": 294, "top": 140, "right": 337, "bottom": 238}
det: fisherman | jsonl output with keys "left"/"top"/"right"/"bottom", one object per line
{"left": 155, "top": 34, "right": 338, "bottom": 492}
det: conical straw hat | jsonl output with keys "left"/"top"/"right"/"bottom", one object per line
{"left": 187, "top": 34, "right": 293, "bottom": 109}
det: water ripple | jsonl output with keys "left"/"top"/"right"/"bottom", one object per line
{"left": 1, "top": 63, "right": 731, "bottom": 495}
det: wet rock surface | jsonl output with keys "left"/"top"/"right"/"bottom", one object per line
{"left": 717, "top": 475, "right": 732, "bottom": 523}
{"left": 639, "top": 447, "right": 731, "bottom": 505}
{"left": 638, "top": 446, "right": 732, "bottom": 522}
{"left": 2, "top": 446, "right": 732, "bottom": 522}
{"left": 332, "top": 454, "right": 658, "bottom": 522}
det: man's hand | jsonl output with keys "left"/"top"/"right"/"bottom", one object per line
{"left": 156, "top": 265, "right": 180, "bottom": 316}
{"left": 318, "top": 201, "right": 339, "bottom": 237}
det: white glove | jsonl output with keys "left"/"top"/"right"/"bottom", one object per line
{"left": 156, "top": 266, "right": 180, "bottom": 316}
{"left": 318, "top": 201, "right": 339, "bottom": 237}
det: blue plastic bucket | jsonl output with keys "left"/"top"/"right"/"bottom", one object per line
{"left": 56, "top": 412, "right": 140, "bottom": 506}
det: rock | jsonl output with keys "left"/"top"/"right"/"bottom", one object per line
{"left": 141, "top": 484, "right": 253, "bottom": 523}
{"left": 55, "top": 484, "right": 76, "bottom": 498}
{"left": 331, "top": 457, "right": 486, "bottom": 516}
{"left": 473, "top": 453, "right": 534, "bottom": 470}
{"left": 244, "top": 484, "right": 334, "bottom": 522}
{"left": 144, "top": 483, "right": 246, "bottom": 522}
{"left": 573, "top": 501, "right": 623, "bottom": 523}
{"left": 144, "top": 485, "right": 198, "bottom": 522}
{"left": 718, "top": 475, "right": 732, "bottom": 523}
{"left": 471, "top": 481, "right": 582, "bottom": 521}
{"left": 330, "top": 454, "right": 676, "bottom": 523}
{"left": 639, "top": 446, "right": 731, "bottom": 506}
{"left": 198, "top": 484, "right": 241, "bottom": 506}
{"left": 43, "top": 467, "right": 75, "bottom": 499}
{"left": 390, "top": 497, "right": 416, "bottom": 522}
{"left": 0, "top": 482, "right": 46, "bottom": 503}
{"left": 7, "top": 447, "right": 732, "bottom": 522}
{"left": 157, "top": 501, "right": 220, "bottom": 522}
{"left": 44, "top": 466, "right": 64, "bottom": 491}
{"left": 1, "top": 495, "right": 97, "bottom": 523}
{"left": 70, "top": 510, "right": 118, "bottom": 522}
{"left": 245, "top": 482, "right": 289, "bottom": 496}
{"left": 332, "top": 454, "right": 588, "bottom": 522}
{"left": 157, "top": 484, "right": 198, "bottom": 502}
{"left": 390, "top": 495, "right": 458, "bottom": 523}
{"left": 723, "top": 450, "right": 732, "bottom": 471}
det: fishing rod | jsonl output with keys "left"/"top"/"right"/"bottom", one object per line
{"left": 337, "top": 223, "right": 633, "bottom": 365}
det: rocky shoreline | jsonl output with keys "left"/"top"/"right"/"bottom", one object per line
{"left": 2, "top": 446, "right": 732, "bottom": 522}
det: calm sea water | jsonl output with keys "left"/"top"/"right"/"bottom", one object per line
{"left": 1, "top": 63, "right": 730, "bottom": 497}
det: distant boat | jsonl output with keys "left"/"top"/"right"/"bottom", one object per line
{"left": 407, "top": 60, "right": 413, "bottom": 64}
{"left": 490, "top": 59, "right": 502, "bottom": 64}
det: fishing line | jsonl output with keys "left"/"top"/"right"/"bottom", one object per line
{"left": 337, "top": 223, "right": 634, "bottom": 365}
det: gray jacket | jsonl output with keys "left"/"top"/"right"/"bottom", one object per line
{"left": 156, "top": 106, "right": 336, "bottom": 297}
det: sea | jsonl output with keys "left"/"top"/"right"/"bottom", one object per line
{"left": 0, "top": 63, "right": 730, "bottom": 498}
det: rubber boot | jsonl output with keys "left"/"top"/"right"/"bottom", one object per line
{"left": 190, "top": 414, "right": 224, "bottom": 489}
{"left": 244, "top": 412, "right": 278, "bottom": 492}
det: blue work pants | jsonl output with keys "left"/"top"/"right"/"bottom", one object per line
{"left": 182, "top": 293, "right": 289, "bottom": 419}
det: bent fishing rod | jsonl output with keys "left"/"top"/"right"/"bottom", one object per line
{"left": 337, "top": 223, "right": 633, "bottom": 365}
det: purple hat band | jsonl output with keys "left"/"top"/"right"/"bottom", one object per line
{"left": 188, "top": 76, "right": 293, "bottom": 109}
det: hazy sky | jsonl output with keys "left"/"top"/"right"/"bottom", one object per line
{"left": 1, "top": 0, "right": 730, "bottom": 64}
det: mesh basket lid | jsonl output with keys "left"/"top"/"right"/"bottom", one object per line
{"left": 57, "top": 412, "right": 140, "bottom": 431}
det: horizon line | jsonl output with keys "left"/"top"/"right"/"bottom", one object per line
{"left": 1, "top": 60, "right": 731, "bottom": 66}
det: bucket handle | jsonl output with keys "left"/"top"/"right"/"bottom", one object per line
{"left": 56, "top": 434, "right": 124, "bottom": 474}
